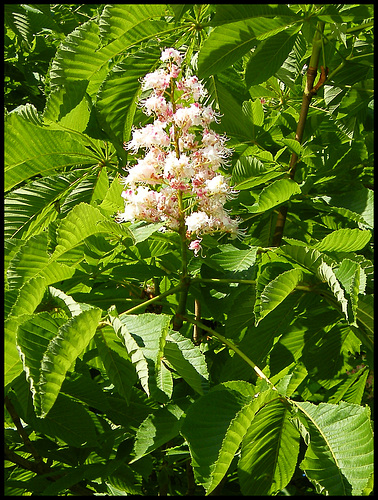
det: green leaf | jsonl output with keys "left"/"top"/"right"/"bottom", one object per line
{"left": 209, "top": 246, "right": 258, "bottom": 272}
{"left": 293, "top": 401, "right": 374, "bottom": 495}
{"left": 211, "top": 4, "right": 297, "bottom": 25}
{"left": 231, "top": 156, "right": 283, "bottom": 190}
{"left": 4, "top": 110, "right": 97, "bottom": 191}
{"left": 127, "top": 221, "right": 165, "bottom": 245}
{"left": 96, "top": 46, "right": 161, "bottom": 143}
{"left": 255, "top": 268, "right": 303, "bottom": 325}
{"left": 245, "top": 27, "right": 299, "bottom": 87}
{"left": 131, "top": 403, "right": 185, "bottom": 462}
{"left": 198, "top": 18, "right": 295, "bottom": 78}
{"left": 4, "top": 171, "right": 85, "bottom": 240}
{"left": 110, "top": 311, "right": 171, "bottom": 398}
{"left": 315, "top": 228, "right": 371, "bottom": 253}
{"left": 94, "top": 326, "right": 137, "bottom": 403}
{"left": 17, "top": 307, "right": 102, "bottom": 417}
{"left": 317, "top": 262, "right": 349, "bottom": 321}
{"left": 51, "top": 202, "right": 108, "bottom": 262}
{"left": 181, "top": 381, "right": 272, "bottom": 492}
{"left": 164, "top": 331, "right": 209, "bottom": 395}
{"left": 328, "top": 368, "right": 369, "bottom": 405}
{"left": 238, "top": 398, "right": 300, "bottom": 495}
{"left": 245, "top": 178, "right": 301, "bottom": 213}
{"left": 7, "top": 232, "right": 76, "bottom": 291}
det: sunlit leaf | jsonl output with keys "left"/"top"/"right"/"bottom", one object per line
{"left": 293, "top": 400, "right": 374, "bottom": 495}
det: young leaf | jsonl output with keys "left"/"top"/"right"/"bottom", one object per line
{"left": 317, "top": 262, "right": 348, "bottom": 321}
{"left": 238, "top": 398, "right": 300, "bottom": 495}
{"left": 293, "top": 400, "right": 374, "bottom": 496}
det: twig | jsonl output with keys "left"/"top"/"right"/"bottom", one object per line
{"left": 272, "top": 21, "right": 326, "bottom": 247}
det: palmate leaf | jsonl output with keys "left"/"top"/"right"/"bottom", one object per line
{"left": 50, "top": 6, "right": 170, "bottom": 93}
{"left": 231, "top": 156, "right": 283, "bottom": 190}
{"left": 197, "top": 17, "right": 295, "bottom": 78}
{"left": 245, "top": 178, "right": 301, "bottom": 213}
{"left": 245, "top": 27, "right": 299, "bottom": 87}
{"left": 181, "top": 382, "right": 277, "bottom": 494}
{"left": 4, "top": 109, "right": 97, "bottom": 191}
{"left": 293, "top": 400, "right": 374, "bottom": 495}
{"left": 238, "top": 398, "right": 300, "bottom": 495}
{"left": 17, "top": 306, "right": 101, "bottom": 417}
{"left": 7, "top": 232, "right": 75, "bottom": 292}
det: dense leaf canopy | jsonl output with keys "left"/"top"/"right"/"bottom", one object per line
{"left": 5, "top": 4, "right": 373, "bottom": 496}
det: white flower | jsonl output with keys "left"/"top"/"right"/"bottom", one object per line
{"left": 205, "top": 175, "right": 230, "bottom": 196}
{"left": 126, "top": 121, "right": 170, "bottom": 152}
{"left": 161, "top": 48, "right": 183, "bottom": 65}
{"left": 142, "top": 69, "right": 171, "bottom": 93}
{"left": 185, "top": 211, "right": 211, "bottom": 234}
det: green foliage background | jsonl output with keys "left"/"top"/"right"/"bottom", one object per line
{"left": 4, "top": 4, "right": 374, "bottom": 496}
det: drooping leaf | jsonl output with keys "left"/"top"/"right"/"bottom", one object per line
{"left": 17, "top": 307, "right": 102, "bottom": 417}
{"left": 164, "top": 331, "right": 209, "bottom": 395}
{"left": 94, "top": 326, "right": 137, "bottom": 403}
{"left": 110, "top": 310, "right": 171, "bottom": 398}
{"left": 317, "top": 262, "right": 349, "bottom": 321}
{"left": 238, "top": 398, "right": 300, "bottom": 495}
{"left": 293, "top": 400, "right": 374, "bottom": 496}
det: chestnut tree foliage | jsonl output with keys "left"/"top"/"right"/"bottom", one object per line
{"left": 4, "top": 4, "right": 373, "bottom": 496}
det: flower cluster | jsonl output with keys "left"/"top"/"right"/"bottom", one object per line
{"left": 117, "top": 47, "right": 240, "bottom": 255}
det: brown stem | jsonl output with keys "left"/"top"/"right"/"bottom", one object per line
{"left": 272, "top": 22, "right": 326, "bottom": 247}
{"left": 193, "top": 298, "right": 202, "bottom": 344}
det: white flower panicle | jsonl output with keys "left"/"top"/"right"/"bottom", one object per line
{"left": 118, "top": 47, "right": 240, "bottom": 252}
